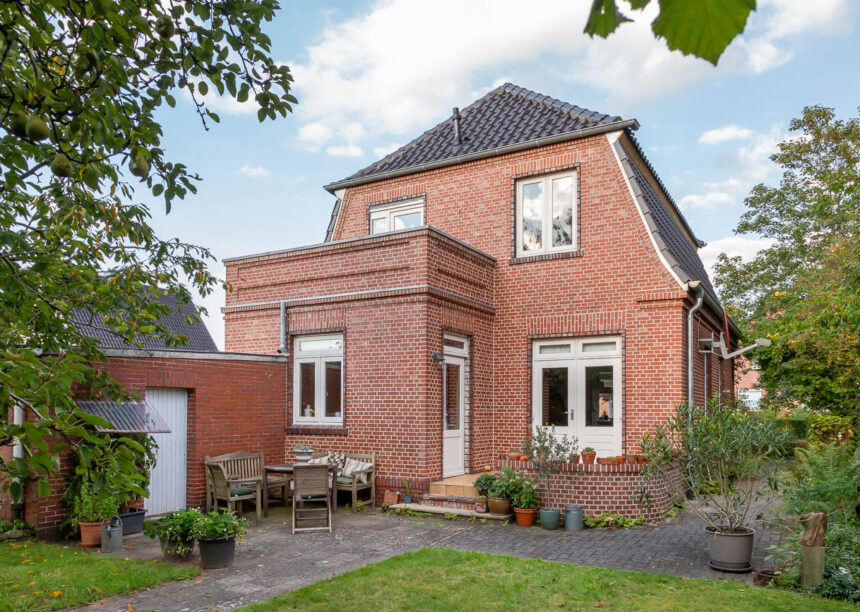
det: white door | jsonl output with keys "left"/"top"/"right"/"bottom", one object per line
{"left": 145, "top": 388, "right": 188, "bottom": 516}
{"left": 576, "top": 358, "right": 622, "bottom": 455}
{"left": 442, "top": 355, "right": 466, "bottom": 477}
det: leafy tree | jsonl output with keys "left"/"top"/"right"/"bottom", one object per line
{"left": 585, "top": 0, "right": 756, "bottom": 65}
{"left": 714, "top": 106, "right": 860, "bottom": 415}
{"left": 0, "top": 1, "right": 295, "bottom": 504}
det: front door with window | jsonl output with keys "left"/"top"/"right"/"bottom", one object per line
{"left": 442, "top": 336, "right": 468, "bottom": 477}
{"left": 532, "top": 338, "right": 622, "bottom": 456}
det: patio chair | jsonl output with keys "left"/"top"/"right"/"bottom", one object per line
{"left": 205, "top": 462, "right": 262, "bottom": 525}
{"left": 310, "top": 451, "right": 376, "bottom": 508}
{"left": 205, "top": 451, "right": 289, "bottom": 513}
{"left": 292, "top": 463, "right": 332, "bottom": 534}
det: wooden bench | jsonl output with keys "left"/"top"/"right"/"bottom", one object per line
{"left": 310, "top": 451, "right": 376, "bottom": 508}
{"left": 204, "top": 451, "right": 288, "bottom": 524}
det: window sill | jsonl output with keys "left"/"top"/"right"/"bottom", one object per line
{"left": 286, "top": 425, "right": 349, "bottom": 436}
{"left": 510, "top": 250, "right": 583, "bottom": 265}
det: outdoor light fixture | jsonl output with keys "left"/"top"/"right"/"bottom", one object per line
{"left": 432, "top": 352, "right": 445, "bottom": 370}
{"left": 712, "top": 333, "right": 772, "bottom": 360}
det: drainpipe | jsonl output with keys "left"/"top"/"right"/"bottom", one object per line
{"left": 12, "top": 402, "right": 24, "bottom": 520}
{"left": 687, "top": 281, "right": 705, "bottom": 407}
{"left": 277, "top": 301, "right": 287, "bottom": 354}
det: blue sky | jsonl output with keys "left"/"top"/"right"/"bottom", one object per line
{"left": 142, "top": 0, "right": 859, "bottom": 348}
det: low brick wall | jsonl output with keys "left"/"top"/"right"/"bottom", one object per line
{"left": 497, "top": 457, "right": 683, "bottom": 521}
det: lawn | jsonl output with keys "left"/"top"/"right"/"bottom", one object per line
{"left": 243, "top": 547, "right": 853, "bottom": 612}
{"left": 0, "top": 540, "right": 197, "bottom": 611}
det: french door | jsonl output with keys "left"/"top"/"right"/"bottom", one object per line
{"left": 442, "top": 335, "right": 468, "bottom": 477}
{"left": 531, "top": 338, "right": 622, "bottom": 456}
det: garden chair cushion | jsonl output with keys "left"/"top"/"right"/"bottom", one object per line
{"left": 230, "top": 486, "right": 256, "bottom": 496}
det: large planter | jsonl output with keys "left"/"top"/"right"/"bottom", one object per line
{"left": 79, "top": 521, "right": 102, "bottom": 547}
{"left": 160, "top": 536, "right": 196, "bottom": 562}
{"left": 199, "top": 536, "right": 236, "bottom": 570}
{"left": 118, "top": 509, "right": 147, "bottom": 535}
{"left": 294, "top": 446, "right": 314, "bottom": 462}
{"left": 539, "top": 508, "right": 560, "bottom": 530}
{"left": 706, "top": 526, "right": 754, "bottom": 572}
{"left": 487, "top": 497, "right": 511, "bottom": 515}
{"left": 513, "top": 507, "right": 537, "bottom": 527}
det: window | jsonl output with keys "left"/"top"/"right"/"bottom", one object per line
{"left": 516, "top": 170, "right": 577, "bottom": 257}
{"left": 369, "top": 198, "right": 425, "bottom": 234}
{"left": 293, "top": 334, "right": 343, "bottom": 425}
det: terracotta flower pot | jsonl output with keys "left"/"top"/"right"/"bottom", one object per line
{"left": 625, "top": 455, "right": 637, "bottom": 465}
{"left": 79, "top": 521, "right": 102, "bottom": 547}
{"left": 569, "top": 454, "right": 580, "bottom": 464}
{"left": 581, "top": 451, "right": 596, "bottom": 465}
{"left": 513, "top": 507, "right": 537, "bottom": 527}
{"left": 519, "top": 454, "right": 528, "bottom": 462}
{"left": 508, "top": 451, "right": 520, "bottom": 461}
{"left": 614, "top": 457, "right": 624, "bottom": 465}
{"left": 636, "top": 455, "right": 647, "bottom": 465}
{"left": 596, "top": 457, "right": 613, "bottom": 465}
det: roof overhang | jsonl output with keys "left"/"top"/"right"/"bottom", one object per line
{"left": 323, "top": 118, "right": 640, "bottom": 194}
{"left": 77, "top": 400, "right": 171, "bottom": 434}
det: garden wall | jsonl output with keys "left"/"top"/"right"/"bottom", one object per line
{"left": 497, "top": 457, "right": 683, "bottom": 521}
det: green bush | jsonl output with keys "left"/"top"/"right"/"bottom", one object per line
{"left": 584, "top": 513, "right": 644, "bottom": 529}
{"left": 473, "top": 473, "right": 497, "bottom": 496}
{"left": 509, "top": 472, "right": 538, "bottom": 510}
{"left": 144, "top": 508, "right": 202, "bottom": 545}
{"left": 781, "top": 444, "right": 860, "bottom": 521}
{"left": 775, "top": 413, "right": 810, "bottom": 440}
{"left": 807, "top": 414, "right": 857, "bottom": 448}
{"left": 193, "top": 509, "right": 247, "bottom": 542}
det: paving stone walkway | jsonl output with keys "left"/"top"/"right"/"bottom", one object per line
{"left": 73, "top": 505, "right": 777, "bottom": 611}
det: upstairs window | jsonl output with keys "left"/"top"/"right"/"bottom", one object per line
{"left": 369, "top": 198, "right": 425, "bottom": 234}
{"left": 293, "top": 334, "right": 343, "bottom": 425}
{"left": 516, "top": 171, "right": 577, "bottom": 257}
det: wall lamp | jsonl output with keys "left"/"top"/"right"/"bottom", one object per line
{"left": 431, "top": 352, "right": 445, "bottom": 370}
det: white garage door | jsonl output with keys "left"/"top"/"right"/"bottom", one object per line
{"left": 145, "top": 388, "right": 188, "bottom": 516}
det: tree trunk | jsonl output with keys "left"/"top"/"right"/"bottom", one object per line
{"left": 799, "top": 512, "right": 827, "bottom": 547}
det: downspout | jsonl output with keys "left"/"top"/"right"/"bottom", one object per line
{"left": 277, "top": 301, "right": 287, "bottom": 354}
{"left": 687, "top": 281, "right": 705, "bottom": 407}
{"left": 12, "top": 403, "right": 24, "bottom": 520}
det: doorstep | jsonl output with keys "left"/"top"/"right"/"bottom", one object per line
{"left": 390, "top": 503, "right": 511, "bottom": 521}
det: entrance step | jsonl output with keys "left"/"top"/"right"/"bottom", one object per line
{"left": 427, "top": 473, "right": 483, "bottom": 498}
{"left": 390, "top": 503, "right": 511, "bottom": 521}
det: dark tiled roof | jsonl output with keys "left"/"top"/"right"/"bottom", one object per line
{"left": 326, "top": 83, "right": 631, "bottom": 191}
{"left": 72, "top": 292, "right": 218, "bottom": 352}
{"left": 612, "top": 139, "right": 718, "bottom": 304}
{"left": 324, "top": 197, "right": 342, "bottom": 242}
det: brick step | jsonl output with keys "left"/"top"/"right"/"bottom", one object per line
{"left": 418, "top": 492, "right": 483, "bottom": 512}
{"left": 427, "top": 483, "right": 480, "bottom": 498}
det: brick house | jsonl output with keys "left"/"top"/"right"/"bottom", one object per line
{"left": 224, "top": 83, "right": 738, "bottom": 504}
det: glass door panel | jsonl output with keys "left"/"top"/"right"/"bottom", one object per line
{"left": 584, "top": 365, "right": 614, "bottom": 427}
{"left": 541, "top": 367, "right": 569, "bottom": 427}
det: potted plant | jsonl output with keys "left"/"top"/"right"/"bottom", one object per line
{"left": 507, "top": 449, "right": 520, "bottom": 461}
{"left": 401, "top": 478, "right": 414, "bottom": 504}
{"left": 473, "top": 472, "right": 497, "bottom": 497}
{"left": 144, "top": 508, "right": 203, "bottom": 561}
{"left": 117, "top": 434, "right": 157, "bottom": 535}
{"left": 484, "top": 466, "right": 515, "bottom": 515}
{"left": 581, "top": 447, "right": 596, "bottom": 464}
{"left": 510, "top": 472, "right": 539, "bottom": 527}
{"left": 668, "top": 401, "right": 790, "bottom": 572}
{"left": 70, "top": 482, "right": 119, "bottom": 547}
{"left": 596, "top": 456, "right": 613, "bottom": 465}
{"left": 522, "top": 425, "right": 576, "bottom": 530}
{"left": 625, "top": 454, "right": 637, "bottom": 465}
{"left": 570, "top": 453, "right": 580, "bottom": 464}
{"left": 294, "top": 445, "right": 314, "bottom": 462}
{"left": 474, "top": 495, "right": 488, "bottom": 513}
{"left": 193, "top": 509, "right": 248, "bottom": 570}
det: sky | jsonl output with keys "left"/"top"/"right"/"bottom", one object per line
{"left": 142, "top": 0, "right": 860, "bottom": 349}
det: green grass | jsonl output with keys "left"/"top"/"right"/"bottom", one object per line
{"left": 0, "top": 540, "right": 197, "bottom": 611}
{"left": 242, "top": 547, "right": 854, "bottom": 612}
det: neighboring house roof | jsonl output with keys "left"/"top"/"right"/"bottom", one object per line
{"left": 72, "top": 292, "right": 218, "bottom": 352}
{"left": 324, "top": 82, "right": 637, "bottom": 193}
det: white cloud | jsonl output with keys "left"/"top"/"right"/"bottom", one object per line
{"left": 287, "top": 0, "right": 853, "bottom": 156}
{"left": 238, "top": 164, "right": 270, "bottom": 178}
{"left": 326, "top": 144, "right": 364, "bottom": 157}
{"left": 679, "top": 192, "right": 734, "bottom": 210}
{"left": 699, "top": 236, "right": 774, "bottom": 278}
{"left": 373, "top": 143, "right": 402, "bottom": 158}
{"left": 699, "top": 125, "right": 754, "bottom": 145}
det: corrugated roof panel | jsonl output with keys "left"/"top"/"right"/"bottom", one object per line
{"left": 77, "top": 400, "right": 171, "bottom": 434}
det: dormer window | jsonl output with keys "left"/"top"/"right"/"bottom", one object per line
{"left": 369, "top": 198, "right": 425, "bottom": 234}
{"left": 516, "top": 171, "right": 577, "bottom": 257}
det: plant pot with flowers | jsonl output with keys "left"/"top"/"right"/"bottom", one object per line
{"left": 70, "top": 482, "right": 119, "bottom": 547}
{"left": 581, "top": 448, "right": 596, "bottom": 465}
{"left": 667, "top": 401, "right": 790, "bottom": 573}
{"left": 510, "top": 473, "right": 539, "bottom": 527}
{"left": 144, "top": 508, "right": 203, "bottom": 561}
{"left": 193, "top": 509, "right": 248, "bottom": 570}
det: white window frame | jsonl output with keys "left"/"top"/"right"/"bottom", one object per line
{"left": 369, "top": 197, "right": 425, "bottom": 234}
{"left": 293, "top": 334, "right": 344, "bottom": 426}
{"left": 516, "top": 170, "right": 578, "bottom": 257}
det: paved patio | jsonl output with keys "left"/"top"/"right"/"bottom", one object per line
{"left": 73, "top": 505, "right": 777, "bottom": 611}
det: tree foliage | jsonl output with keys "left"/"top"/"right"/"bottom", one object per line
{"left": 0, "top": 1, "right": 295, "bottom": 502}
{"left": 714, "top": 106, "right": 860, "bottom": 415}
{"left": 585, "top": 0, "right": 756, "bottom": 65}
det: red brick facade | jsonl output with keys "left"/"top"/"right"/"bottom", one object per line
{"left": 21, "top": 350, "right": 287, "bottom": 537}
{"left": 223, "top": 130, "right": 734, "bottom": 501}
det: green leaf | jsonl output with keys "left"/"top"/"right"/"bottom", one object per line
{"left": 652, "top": 0, "right": 756, "bottom": 65}
{"left": 584, "top": 0, "right": 632, "bottom": 38}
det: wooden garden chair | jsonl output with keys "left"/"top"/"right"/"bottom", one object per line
{"left": 310, "top": 451, "right": 376, "bottom": 508}
{"left": 205, "top": 451, "right": 289, "bottom": 515}
{"left": 292, "top": 463, "right": 332, "bottom": 534}
{"left": 204, "top": 462, "right": 262, "bottom": 525}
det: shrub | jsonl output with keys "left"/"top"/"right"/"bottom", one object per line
{"left": 473, "top": 473, "right": 497, "bottom": 496}
{"left": 584, "top": 513, "right": 644, "bottom": 529}
{"left": 807, "top": 414, "right": 857, "bottom": 449}
{"left": 521, "top": 425, "right": 577, "bottom": 479}
{"left": 70, "top": 480, "right": 120, "bottom": 529}
{"left": 488, "top": 467, "right": 518, "bottom": 499}
{"left": 193, "top": 509, "right": 247, "bottom": 543}
{"left": 781, "top": 443, "right": 860, "bottom": 522}
{"left": 144, "top": 508, "right": 203, "bottom": 544}
{"left": 509, "top": 472, "right": 538, "bottom": 510}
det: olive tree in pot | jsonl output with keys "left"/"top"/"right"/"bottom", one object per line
{"left": 193, "top": 509, "right": 248, "bottom": 569}
{"left": 522, "top": 426, "right": 577, "bottom": 530}
{"left": 144, "top": 508, "right": 203, "bottom": 561}
{"left": 669, "top": 401, "right": 790, "bottom": 572}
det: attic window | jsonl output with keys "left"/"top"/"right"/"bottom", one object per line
{"left": 516, "top": 171, "right": 577, "bottom": 257}
{"left": 369, "top": 198, "right": 425, "bottom": 234}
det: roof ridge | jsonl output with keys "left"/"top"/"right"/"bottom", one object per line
{"left": 496, "top": 82, "right": 622, "bottom": 125}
